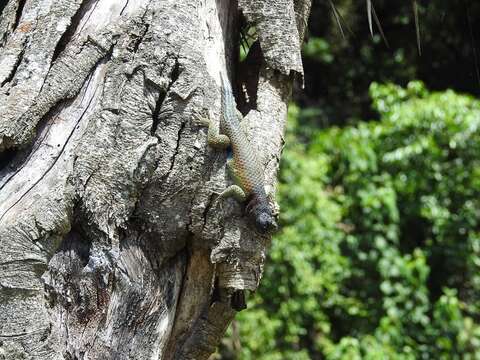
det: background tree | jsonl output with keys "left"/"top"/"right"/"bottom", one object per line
{"left": 300, "top": 0, "right": 480, "bottom": 127}
{"left": 0, "top": 0, "right": 310, "bottom": 359}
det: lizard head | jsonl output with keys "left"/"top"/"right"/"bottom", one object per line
{"left": 254, "top": 209, "right": 277, "bottom": 234}
{"left": 246, "top": 195, "right": 278, "bottom": 234}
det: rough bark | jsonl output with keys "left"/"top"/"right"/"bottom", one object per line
{"left": 0, "top": 0, "right": 310, "bottom": 359}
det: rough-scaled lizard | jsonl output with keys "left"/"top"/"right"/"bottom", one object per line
{"left": 197, "top": 73, "right": 277, "bottom": 234}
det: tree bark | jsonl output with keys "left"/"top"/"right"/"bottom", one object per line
{"left": 0, "top": 0, "right": 310, "bottom": 359}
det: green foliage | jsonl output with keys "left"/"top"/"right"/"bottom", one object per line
{"left": 302, "top": 37, "right": 334, "bottom": 64}
{"left": 239, "top": 25, "right": 257, "bottom": 62}
{"left": 229, "top": 83, "right": 480, "bottom": 359}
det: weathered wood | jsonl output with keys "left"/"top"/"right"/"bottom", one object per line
{"left": 0, "top": 0, "right": 310, "bottom": 358}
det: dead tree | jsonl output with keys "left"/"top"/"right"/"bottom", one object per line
{"left": 0, "top": 0, "right": 310, "bottom": 358}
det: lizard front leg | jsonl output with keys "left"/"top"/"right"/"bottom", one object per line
{"left": 221, "top": 159, "right": 248, "bottom": 202}
{"left": 194, "top": 113, "right": 230, "bottom": 149}
{"left": 218, "top": 185, "right": 247, "bottom": 203}
{"left": 213, "top": 159, "right": 248, "bottom": 207}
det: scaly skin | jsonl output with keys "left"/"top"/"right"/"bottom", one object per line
{"left": 197, "top": 73, "right": 277, "bottom": 234}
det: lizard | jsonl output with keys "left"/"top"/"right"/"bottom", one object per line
{"left": 196, "top": 73, "right": 277, "bottom": 235}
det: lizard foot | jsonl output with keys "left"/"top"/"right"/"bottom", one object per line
{"left": 192, "top": 112, "right": 211, "bottom": 127}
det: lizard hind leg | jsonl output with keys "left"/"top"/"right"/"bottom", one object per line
{"left": 207, "top": 127, "right": 230, "bottom": 149}
{"left": 193, "top": 113, "right": 230, "bottom": 149}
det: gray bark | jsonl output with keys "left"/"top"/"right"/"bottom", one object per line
{"left": 0, "top": 0, "right": 310, "bottom": 359}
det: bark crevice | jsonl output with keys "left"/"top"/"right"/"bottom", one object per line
{"left": 0, "top": 47, "right": 24, "bottom": 88}
{"left": 11, "top": 0, "right": 26, "bottom": 31}
{"left": 51, "top": 0, "right": 99, "bottom": 63}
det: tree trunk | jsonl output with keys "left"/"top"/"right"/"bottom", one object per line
{"left": 0, "top": 0, "right": 310, "bottom": 358}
